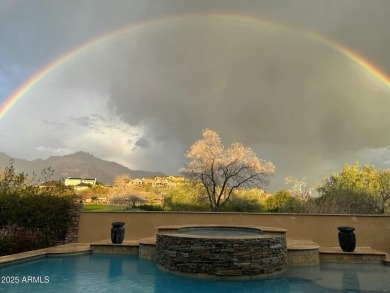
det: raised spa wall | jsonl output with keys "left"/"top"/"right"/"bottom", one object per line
{"left": 155, "top": 225, "right": 287, "bottom": 278}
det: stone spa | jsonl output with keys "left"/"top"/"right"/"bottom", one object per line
{"left": 156, "top": 225, "right": 287, "bottom": 278}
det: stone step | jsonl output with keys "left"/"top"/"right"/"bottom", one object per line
{"left": 287, "top": 239, "right": 320, "bottom": 266}
{"left": 319, "top": 246, "right": 388, "bottom": 264}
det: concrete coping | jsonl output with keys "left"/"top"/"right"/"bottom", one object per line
{"left": 0, "top": 243, "right": 91, "bottom": 266}
{"left": 157, "top": 225, "right": 286, "bottom": 240}
{"left": 157, "top": 224, "right": 287, "bottom": 234}
{"left": 90, "top": 239, "right": 139, "bottom": 246}
{"left": 134, "top": 237, "right": 322, "bottom": 250}
{"left": 319, "top": 246, "right": 388, "bottom": 256}
{"left": 139, "top": 237, "right": 157, "bottom": 245}
{"left": 287, "top": 239, "right": 320, "bottom": 250}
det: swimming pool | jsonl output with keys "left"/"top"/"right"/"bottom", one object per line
{"left": 0, "top": 254, "right": 389, "bottom": 292}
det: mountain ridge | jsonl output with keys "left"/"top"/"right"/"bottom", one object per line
{"left": 0, "top": 151, "right": 165, "bottom": 184}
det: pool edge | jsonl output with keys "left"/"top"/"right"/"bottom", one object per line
{"left": 0, "top": 243, "right": 91, "bottom": 266}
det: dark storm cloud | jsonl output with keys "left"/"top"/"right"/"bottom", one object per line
{"left": 94, "top": 15, "right": 390, "bottom": 189}
{"left": 107, "top": 18, "right": 390, "bottom": 160}
{"left": 135, "top": 137, "right": 152, "bottom": 149}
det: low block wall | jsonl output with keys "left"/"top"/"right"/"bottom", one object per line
{"left": 78, "top": 212, "right": 390, "bottom": 253}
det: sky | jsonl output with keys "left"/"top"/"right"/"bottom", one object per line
{"left": 1, "top": 0, "right": 390, "bottom": 192}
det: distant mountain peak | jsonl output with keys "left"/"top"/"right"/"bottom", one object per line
{"left": 63, "top": 151, "right": 93, "bottom": 158}
{"left": 0, "top": 151, "right": 165, "bottom": 184}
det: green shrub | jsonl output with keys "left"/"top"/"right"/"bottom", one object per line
{"left": 0, "top": 161, "right": 76, "bottom": 256}
{"left": 0, "top": 192, "right": 75, "bottom": 256}
{"left": 0, "top": 235, "right": 13, "bottom": 256}
{"left": 164, "top": 184, "right": 209, "bottom": 211}
{"left": 264, "top": 190, "right": 295, "bottom": 212}
{"left": 221, "top": 197, "right": 264, "bottom": 212}
{"left": 138, "top": 204, "right": 164, "bottom": 211}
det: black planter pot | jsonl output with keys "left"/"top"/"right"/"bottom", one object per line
{"left": 338, "top": 226, "right": 356, "bottom": 252}
{"left": 111, "top": 222, "right": 125, "bottom": 244}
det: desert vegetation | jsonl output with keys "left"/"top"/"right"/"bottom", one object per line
{"left": 102, "top": 130, "right": 390, "bottom": 214}
{"left": 0, "top": 161, "right": 76, "bottom": 256}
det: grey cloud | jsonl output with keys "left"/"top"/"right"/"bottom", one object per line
{"left": 68, "top": 116, "right": 97, "bottom": 128}
{"left": 67, "top": 114, "right": 111, "bottom": 130}
{"left": 135, "top": 137, "right": 152, "bottom": 149}
{"left": 107, "top": 18, "right": 390, "bottom": 157}
{"left": 101, "top": 16, "right": 390, "bottom": 189}
{"left": 90, "top": 114, "right": 107, "bottom": 121}
{"left": 41, "top": 119, "right": 66, "bottom": 129}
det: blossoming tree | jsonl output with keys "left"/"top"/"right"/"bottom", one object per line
{"left": 180, "top": 129, "right": 276, "bottom": 211}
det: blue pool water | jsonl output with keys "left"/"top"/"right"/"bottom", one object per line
{"left": 0, "top": 254, "right": 389, "bottom": 292}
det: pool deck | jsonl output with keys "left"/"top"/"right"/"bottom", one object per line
{"left": 0, "top": 243, "right": 91, "bottom": 265}
{"left": 0, "top": 239, "right": 389, "bottom": 267}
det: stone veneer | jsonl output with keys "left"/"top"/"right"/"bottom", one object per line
{"left": 288, "top": 249, "right": 319, "bottom": 266}
{"left": 156, "top": 226, "right": 287, "bottom": 278}
{"left": 63, "top": 203, "right": 83, "bottom": 244}
{"left": 139, "top": 237, "right": 157, "bottom": 260}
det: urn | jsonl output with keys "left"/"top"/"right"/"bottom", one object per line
{"left": 337, "top": 226, "right": 356, "bottom": 252}
{"left": 111, "top": 222, "right": 125, "bottom": 244}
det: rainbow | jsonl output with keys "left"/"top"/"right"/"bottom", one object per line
{"left": 1, "top": 13, "right": 390, "bottom": 120}
{"left": 308, "top": 34, "right": 390, "bottom": 90}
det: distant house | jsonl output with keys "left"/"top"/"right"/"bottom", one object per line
{"left": 74, "top": 182, "right": 92, "bottom": 192}
{"left": 128, "top": 176, "right": 185, "bottom": 188}
{"left": 39, "top": 180, "right": 63, "bottom": 191}
{"left": 82, "top": 178, "right": 97, "bottom": 186}
{"left": 64, "top": 177, "right": 82, "bottom": 186}
{"left": 65, "top": 177, "right": 97, "bottom": 191}
{"left": 130, "top": 178, "right": 145, "bottom": 186}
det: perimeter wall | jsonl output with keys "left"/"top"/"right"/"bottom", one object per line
{"left": 78, "top": 212, "right": 390, "bottom": 253}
